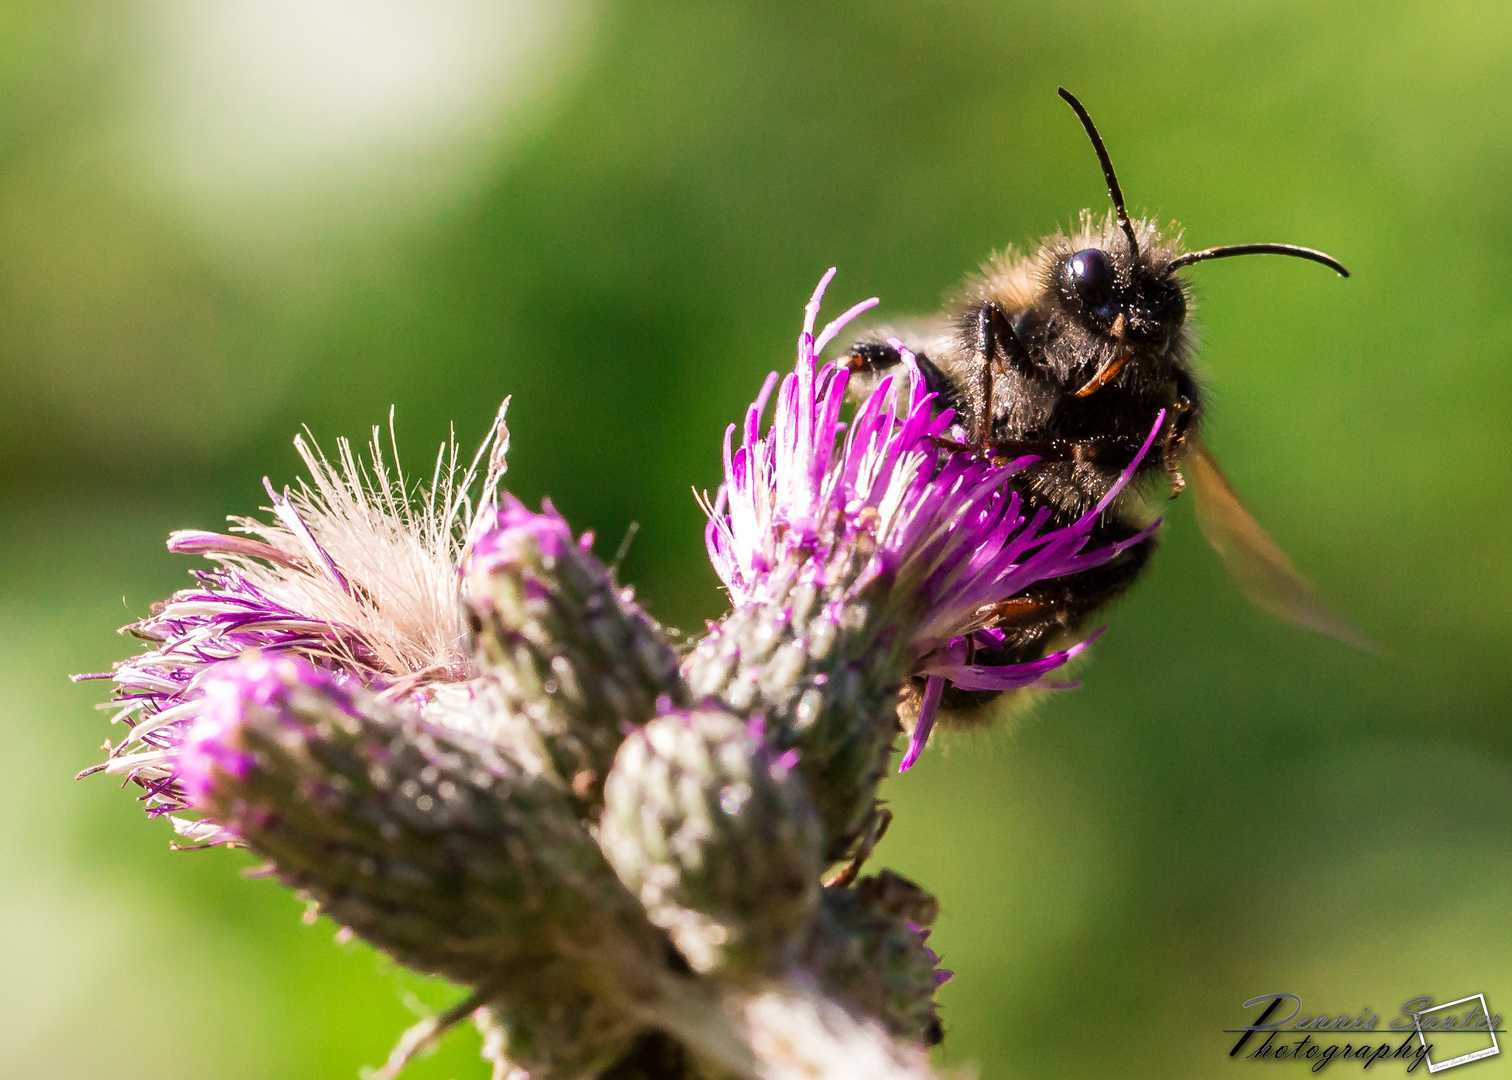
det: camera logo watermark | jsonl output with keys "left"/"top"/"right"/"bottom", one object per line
{"left": 1414, "top": 995, "right": 1499, "bottom": 1073}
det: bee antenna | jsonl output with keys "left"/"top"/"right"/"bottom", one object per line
{"left": 1165, "top": 243, "right": 1350, "bottom": 277}
{"left": 1058, "top": 87, "right": 1138, "bottom": 258}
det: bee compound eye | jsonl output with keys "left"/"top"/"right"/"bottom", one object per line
{"left": 1065, "top": 248, "right": 1114, "bottom": 308}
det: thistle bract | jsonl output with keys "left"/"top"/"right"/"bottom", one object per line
{"left": 463, "top": 492, "right": 685, "bottom": 812}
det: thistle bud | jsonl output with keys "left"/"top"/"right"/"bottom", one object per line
{"left": 599, "top": 708, "right": 823, "bottom": 977}
{"left": 464, "top": 495, "right": 685, "bottom": 811}
{"left": 178, "top": 653, "right": 666, "bottom": 995}
{"left": 803, "top": 872, "right": 951, "bottom": 1047}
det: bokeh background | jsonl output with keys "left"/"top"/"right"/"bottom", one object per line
{"left": 4, "top": 2, "right": 1511, "bottom": 1077}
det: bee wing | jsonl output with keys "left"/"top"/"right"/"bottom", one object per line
{"left": 1187, "top": 441, "right": 1379, "bottom": 654}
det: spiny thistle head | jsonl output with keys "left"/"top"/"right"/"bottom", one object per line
{"left": 173, "top": 653, "right": 666, "bottom": 984}
{"left": 463, "top": 492, "right": 685, "bottom": 813}
{"left": 599, "top": 707, "right": 823, "bottom": 977}
{"left": 78, "top": 271, "right": 1163, "bottom": 1080}
{"left": 804, "top": 872, "right": 952, "bottom": 1047}
{"left": 80, "top": 403, "right": 511, "bottom": 832}
{"left": 689, "top": 269, "right": 1158, "bottom": 853}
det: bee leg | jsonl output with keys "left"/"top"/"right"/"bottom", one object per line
{"left": 822, "top": 806, "right": 894, "bottom": 888}
{"left": 984, "top": 593, "right": 1063, "bottom": 625}
{"left": 977, "top": 302, "right": 1038, "bottom": 373}
{"left": 972, "top": 306, "right": 998, "bottom": 453}
{"left": 984, "top": 436, "right": 1071, "bottom": 466}
{"left": 932, "top": 433, "right": 1065, "bottom": 468}
{"left": 1164, "top": 368, "right": 1201, "bottom": 499}
{"left": 1159, "top": 417, "right": 1188, "bottom": 498}
{"left": 843, "top": 341, "right": 906, "bottom": 404}
{"left": 930, "top": 434, "right": 976, "bottom": 454}
{"left": 844, "top": 340, "right": 905, "bottom": 374}
{"left": 846, "top": 339, "right": 970, "bottom": 423}
{"left": 971, "top": 304, "right": 1038, "bottom": 449}
{"left": 964, "top": 301, "right": 1048, "bottom": 454}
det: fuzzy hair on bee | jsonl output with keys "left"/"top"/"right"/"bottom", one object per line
{"left": 843, "top": 88, "right": 1367, "bottom": 737}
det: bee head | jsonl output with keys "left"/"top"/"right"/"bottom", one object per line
{"left": 1055, "top": 235, "right": 1188, "bottom": 350}
{"left": 1055, "top": 87, "right": 1347, "bottom": 352}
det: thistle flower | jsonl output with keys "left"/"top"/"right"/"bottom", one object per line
{"left": 689, "top": 269, "right": 1158, "bottom": 852}
{"left": 78, "top": 405, "right": 511, "bottom": 834}
{"left": 78, "top": 271, "right": 1163, "bottom": 1080}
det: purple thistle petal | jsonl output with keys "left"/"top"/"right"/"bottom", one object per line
{"left": 813, "top": 295, "right": 881, "bottom": 356}
{"left": 168, "top": 530, "right": 305, "bottom": 570}
{"left": 466, "top": 492, "right": 575, "bottom": 571}
{"left": 701, "top": 272, "right": 1168, "bottom": 769}
{"left": 918, "top": 628, "right": 1105, "bottom": 692}
{"left": 898, "top": 676, "right": 945, "bottom": 773}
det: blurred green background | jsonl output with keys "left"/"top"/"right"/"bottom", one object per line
{"left": 4, "top": 1, "right": 1511, "bottom": 1077}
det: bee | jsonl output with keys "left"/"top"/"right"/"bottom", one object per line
{"left": 844, "top": 87, "right": 1370, "bottom": 729}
